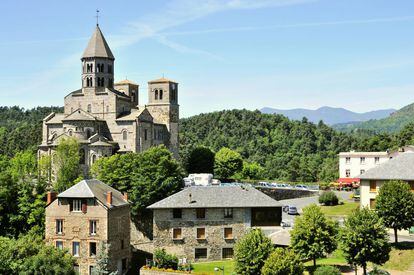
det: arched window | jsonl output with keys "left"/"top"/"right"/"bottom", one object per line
{"left": 87, "top": 104, "right": 92, "bottom": 113}
{"left": 68, "top": 129, "right": 73, "bottom": 136}
{"left": 159, "top": 90, "right": 163, "bottom": 100}
{"left": 123, "top": 130, "right": 128, "bottom": 140}
{"left": 155, "top": 89, "right": 158, "bottom": 100}
{"left": 91, "top": 154, "right": 97, "bottom": 164}
{"left": 79, "top": 148, "right": 86, "bottom": 165}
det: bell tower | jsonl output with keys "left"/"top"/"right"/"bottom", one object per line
{"left": 81, "top": 25, "right": 115, "bottom": 91}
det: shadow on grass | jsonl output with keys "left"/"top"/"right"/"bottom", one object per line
{"left": 305, "top": 264, "right": 354, "bottom": 274}
{"left": 391, "top": 241, "right": 414, "bottom": 250}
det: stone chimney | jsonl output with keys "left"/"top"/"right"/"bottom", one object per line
{"left": 123, "top": 192, "right": 128, "bottom": 201}
{"left": 46, "top": 191, "right": 57, "bottom": 205}
{"left": 106, "top": 191, "right": 112, "bottom": 206}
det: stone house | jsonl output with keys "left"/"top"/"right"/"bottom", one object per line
{"left": 359, "top": 152, "right": 414, "bottom": 209}
{"left": 148, "top": 186, "right": 282, "bottom": 261}
{"left": 45, "top": 179, "right": 131, "bottom": 275}
{"left": 38, "top": 24, "right": 179, "bottom": 177}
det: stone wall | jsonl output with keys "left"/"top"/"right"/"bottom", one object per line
{"left": 140, "top": 268, "right": 190, "bottom": 275}
{"left": 258, "top": 187, "right": 318, "bottom": 201}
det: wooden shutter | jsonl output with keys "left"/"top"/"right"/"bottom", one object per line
{"left": 82, "top": 199, "right": 87, "bottom": 213}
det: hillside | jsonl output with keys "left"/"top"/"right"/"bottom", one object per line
{"left": 261, "top": 106, "right": 395, "bottom": 125}
{"left": 333, "top": 103, "right": 414, "bottom": 133}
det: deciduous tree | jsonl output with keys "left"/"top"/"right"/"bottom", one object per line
{"left": 214, "top": 147, "right": 243, "bottom": 180}
{"left": 261, "top": 247, "right": 303, "bottom": 275}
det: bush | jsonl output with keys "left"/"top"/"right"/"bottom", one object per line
{"left": 319, "top": 191, "right": 339, "bottom": 206}
{"left": 314, "top": 265, "right": 341, "bottom": 275}
{"left": 261, "top": 248, "right": 303, "bottom": 275}
{"left": 368, "top": 266, "right": 390, "bottom": 275}
{"left": 153, "top": 249, "right": 178, "bottom": 270}
{"left": 234, "top": 228, "right": 273, "bottom": 275}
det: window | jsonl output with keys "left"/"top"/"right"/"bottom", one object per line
{"left": 97, "top": 63, "right": 104, "bottom": 72}
{"left": 196, "top": 228, "right": 206, "bottom": 240}
{"left": 369, "top": 180, "right": 377, "bottom": 192}
{"left": 72, "top": 199, "right": 82, "bottom": 212}
{"left": 72, "top": 242, "right": 80, "bottom": 256}
{"left": 345, "top": 157, "right": 350, "bottom": 164}
{"left": 89, "top": 242, "right": 97, "bottom": 257}
{"left": 196, "top": 208, "right": 206, "bottom": 219}
{"left": 173, "top": 228, "right": 182, "bottom": 240}
{"left": 97, "top": 77, "right": 105, "bottom": 87}
{"left": 360, "top": 157, "right": 365, "bottom": 164}
{"left": 56, "top": 219, "right": 63, "bottom": 234}
{"left": 91, "top": 155, "right": 97, "bottom": 164}
{"left": 370, "top": 198, "right": 376, "bottom": 209}
{"left": 86, "top": 77, "right": 93, "bottom": 87}
{"left": 123, "top": 130, "right": 128, "bottom": 140}
{"left": 144, "top": 129, "right": 148, "bottom": 141}
{"left": 224, "top": 208, "right": 233, "bottom": 218}
{"left": 195, "top": 248, "right": 207, "bottom": 259}
{"left": 345, "top": 169, "right": 351, "bottom": 177}
{"left": 121, "top": 239, "right": 125, "bottom": 250}
{"left": 360, "top": 169, "right": 365, "bottom": 174}
{"left": 87, "top": 104, "right": 92, "bottom": 113}
{"left": 222, "top": 248, "right": 234, "bottom": 259}
{"left": 56, "top": 241, "right": 63, "bottom": 250}
{"left": 375, "top": 157, "right": 380, "bottom": 164}
{"left": 155, "top": 89, "right": 158, "bottom": 100}
{"left": 224, "top": 228, "right": 233, "bottom": 239}
{"left": 159, "top": 90, "right": 163, "bottom": 100}
{"left": 87, "top": 63, "right": 93, "bottom": 73}
{"left": 173, "top": 208, "right": 182, "bottom": 219}
{"left": 79, "top": 148, "right": 86, "bottom": 165}
{"left": 90, "top": 220, "right": 97, "bottom": 235}
{"left": 108, "top": 64, "right": 112, "bottom": 73}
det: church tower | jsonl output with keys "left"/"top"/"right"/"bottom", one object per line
{"left": 81, "top": 25, "right": 115, "bottom": 92}
{"left": 147, "top": 77, "right": 179, "bottom": 157}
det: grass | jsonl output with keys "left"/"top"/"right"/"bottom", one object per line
{"left": 381, "top": 242, "right": 414, "bottom": 271}
{"left": 320, "top": 201, "right": 359, "bottom": 216}
{"left": 192, "top": 260, "right": 234, "bottom": 275}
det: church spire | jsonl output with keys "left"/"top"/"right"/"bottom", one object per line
{"left": 81, "top": 25, "right": 114, "bottom": 60}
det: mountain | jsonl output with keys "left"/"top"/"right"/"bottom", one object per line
{"left": 260, "top": 106, "right": 395, "bottom": 125}
{"left": 333, "top": 102, "right": 414, "bottom": 133}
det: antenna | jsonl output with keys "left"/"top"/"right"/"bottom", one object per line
{"left": 95, "top": 9, "right": 100, "bottom": 26}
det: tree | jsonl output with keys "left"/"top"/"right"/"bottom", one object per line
{"left": 234, "top": 228, "right": 273, "bottom": 275}
{"left": 185, "top": 146, "right": 215, "bottom": 174}
{"left": 261, "top": 247, "right": 303, "bottom": 275}
{"left": 54, "top": 138, "right": 81, "bottom": 192}
{"left": 237, "top": 161, "right": 265, "bottom": 180}
{"left": 290, "top": 204, "right": 338, "bottom": 268}
{"left": 214, "top": 147, "right": 243, "bottom": 180}
{"left": 375, "top": 180, "right": 414, "bottom": 243}
{"left": 93, "top": 242, "right": 117, "bottom": 275}
{"left": 318, "top": 191, "right": 339, "bottom": 206}
{"left": 340, "top": 207, "right": 390, "bottom": 275}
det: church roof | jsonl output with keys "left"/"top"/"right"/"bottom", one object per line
{"left": 82, "top": 25, "right": 114, "bottom": 60}
{"left": 44, "top": 113, "right": 65, "bottom": 124}
{"left": 116, "top": 108, "right": 149, "bottom": 121}
{"left": 62, "top": 109, "right": 103, "bottom": 122}
{"left": 115, "top": 79, "right": 138, "bottom": 85}
{"left": 148, "top": 77, "right": 177, "bottom": 84}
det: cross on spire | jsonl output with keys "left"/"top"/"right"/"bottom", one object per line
{"left": 95, "top": 9, "right": 100, "bottom": 26}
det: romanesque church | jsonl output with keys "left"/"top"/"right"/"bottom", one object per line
{"left": 38, "top": 24, "right": 179, "bottom": 174}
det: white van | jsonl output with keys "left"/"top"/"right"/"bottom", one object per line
{"left": 188, "top": 173, "right": 214, "bottom": 186}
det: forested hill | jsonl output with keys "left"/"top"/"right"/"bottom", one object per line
{"left": 180, "top": 109, "right": 361, "bottom": 182}
{"left": 0, "top": 106, "right": 63, "bottom": 156}
{"left": 334, "top": 102, "right": 414, "bottom": 133}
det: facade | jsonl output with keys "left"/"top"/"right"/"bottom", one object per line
{"left": 45, "top": 179, "right": 131, "bottom": 275}
{"left": 38, "top": 24, "right": 179, "bottom": 176}
{"left": 358, "top": 152, "right": 414, "bottom": 209}
{"left": 338, "top": 146, "right": 414, "bottom": 182}
{"left": 148, "top": 186, "right": 282, "bottom": 261}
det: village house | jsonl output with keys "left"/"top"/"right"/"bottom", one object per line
{"left": 148, "top": 186, "right": 282, "bottom": 261}
{"left": 45, "top": 179, "right": 131, "bottom": 275}
{"left": 359, "top": 152, "right": 414, "bottom": 209}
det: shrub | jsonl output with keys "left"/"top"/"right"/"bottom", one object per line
{"left": 234, "top": 228, "right": 273, "bottom": 275}
{"left": 368, "top": 266, "right": 390, "bottom": 275}
{"left": 261, "top": 248, "right": 303, "bottom": 275}
{"left": 314, "top": 265, "right": 341, "bottom": 275}
{"left": 153, "top": 249, "right": 178, "bottom": 270}
{"left": 319, "top": 191, "right": 339, "bottom": 206}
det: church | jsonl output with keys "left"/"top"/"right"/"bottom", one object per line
{"left": 38, "top": 24, "right": 179, "bottom": 174}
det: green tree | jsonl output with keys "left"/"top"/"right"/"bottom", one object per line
{"left": 54, "top": 138, "right": 81, "bottom": 192}
{"left": 340, "top": 207, "right": 390, "bottom": 275}
{"left": 375, "top": 180, "right": 414, "bottom": 243}
{"left": 10, "top": 150, "right": 37, "bottom": 182}
{"left": 261, "top": 247, "right": 303, "bottom": 275}
{"left": 185, "top": 146, "right": 215, "bottom": 174}
{"left": 290, "top": 204, "right": 338, "bottom": 268}
{"left": 93, "top": 242, "right": 117, "bottom": 275}
{"left": 237, "top": 161, "right": 264, "bottom": 180}
{"left": 214, "top": 147, "right": 243, "bottom": 180}
{"left": 234, "top": 228, "right": 273, "bottom": 275}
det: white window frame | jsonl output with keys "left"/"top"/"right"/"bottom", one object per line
{"left": 56, "top": 240, "right": 63, "bottom": 250}
{"left": 72, "top": 241, "right": 80, "bottom": 257}
{"left": 72, "top": 199, "right": 82, "bottom": 212}
{"left": 90, "top": 220, "right": 97, "bottom": 235}
{"left": 56, "top": 219, "right": 63, "bottom": 234}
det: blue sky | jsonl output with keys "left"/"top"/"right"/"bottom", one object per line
{"left": 0, "top": 0, "right": 414, "bottom": 117}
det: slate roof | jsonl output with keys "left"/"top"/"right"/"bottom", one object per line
{"left": 62, "top": 109, "right": 102, "bottom": 122}
{"left": 148, "top": 186, "right": 282, "bottom": 209}
{"left": 359, "top": 152, "right": 414, "bottom": 180}
{"left": 115, "top": 79, "right": 138, "bottom": 85}
{"left": 148, "top": 77, "right": 177, "bottom": 84}
{"left": 82, "top": 26, "right": 114, "bottom": 60}
{"left": 44, "top": 113, "right": 65, "bottom": 124}
{"left": 58, "top": 179, "right": 128, "bottom": 208}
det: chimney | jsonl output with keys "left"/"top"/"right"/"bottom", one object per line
{"left": 46, "top": 191, "right": 57, "bottom": 205}
{"left": 107, "top": 191, "right": 112, "bottom": 206}
{"left": 123, "top": 192, "right": 128, "bottom": 201}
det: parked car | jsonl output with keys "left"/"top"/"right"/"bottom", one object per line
{"left": 283, "top": 205, "right": 298, "bottom": 215}
{"left": 295, "top": 184, "right": 308, "bottom": 190}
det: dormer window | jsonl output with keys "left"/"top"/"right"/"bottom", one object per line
{"left": 72, "top": 199, "right": 82, "bottom": 212}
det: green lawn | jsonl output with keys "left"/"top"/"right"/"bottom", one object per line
{"left": 192, "top": 260, "right": 234, "bottom": 275}
{"left": 320, "top": 201, "right": 359, "bottom": 216}
{"left": 382, "top": 243, "right": 414, "bottom": 271}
